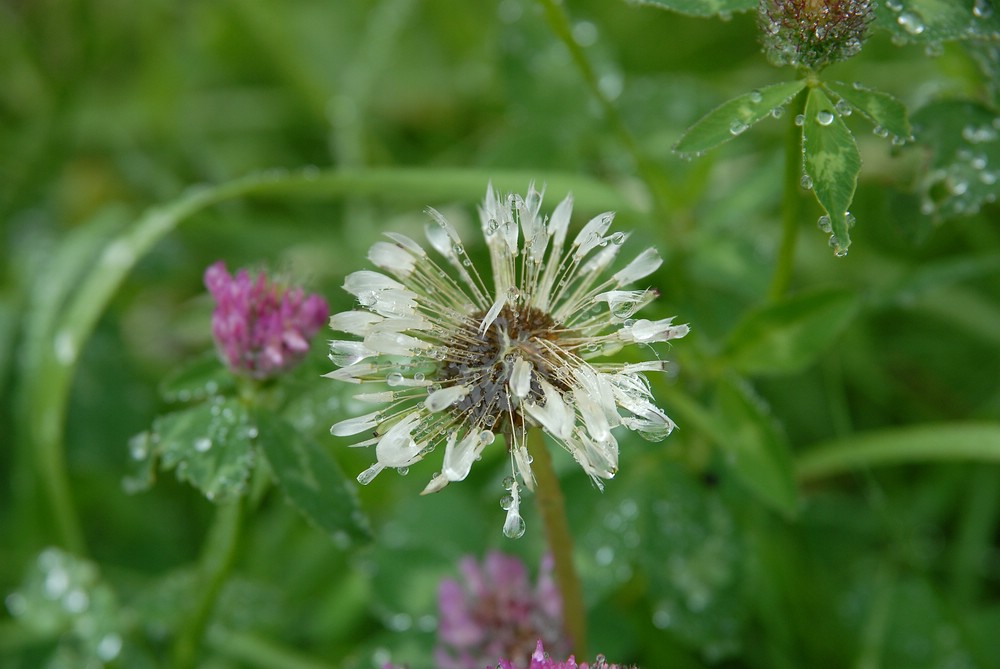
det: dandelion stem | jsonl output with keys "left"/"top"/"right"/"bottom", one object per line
{"left": 526, "top": 428, "right": 588, "bottom": 659}
{"left": 173, "top": 498, "right": 244, "bottom": 669}
{"left": 768, "top": 89, "right": 807, "bottom": 300}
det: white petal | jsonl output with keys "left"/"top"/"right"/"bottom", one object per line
{"left": 572, "top": 212, "right": 614, "bottom": 258}
{"left": 594, "top": 290, "right": 651, "bottom": 321}
{"left": 375, "top": 414, "right": 422, "bottom": 467}
{"left": 613, "top": 248, "right": 662, "bottom": 285}
{"left": 330, "top": 410, "right": 381, "bottom": 437}
{"left": 329, "top": 311, "right": 383, "bottom": 336}
{"left": 354, "top": 391, "right": 396, "bottom": 404}
{"left": 364, "top": 331, "right": 430, "bottom": 356}
{"left": 343, "top": 270, "right": 404, "bottom": 297}
{"left": 421, "top": 472, "right": 449, "bottom": 494}
{"left": 424, "top": 385, "right": 470, "bottom": 412}
{"left": 328, "top": 340, "right": 375, "bottom": 367}
{"left": 624, "top": 318, "right": 689, "bottom": 343}
{"left": 524, "top": 380, "right": 574, "bottom": 439}
{"left": 442, "top": 431, "right": 481, "bottom": 481}
{"left": 574, "top": 387, "right": 611, "bottom": 443}
{"left": 368, "top": 241, "right": 416, "bottom": 276}
{"left": 479, "top": 293, "right": 507, "bottom": 334}
{"left": 548, "top": 193, "right": 573, "bottom": 250}
{"left": 385, "top": 232, "right": 426, "bottom": 257}
{"left": 513, "top": 444, "right": 535, "bottom": 490}
{"left": 322, "top": 363, "right": 375, "bottom": 384}
{"left": 509, "top": 358, "right": 533, "bottom": 399}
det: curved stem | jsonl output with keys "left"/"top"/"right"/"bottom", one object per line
{"left": 526, "top": 428, "right": 588, "bottom": 659}
{"left": 795, "top": 423, "right": 1000, "bottom": 483}
{"left": 173, "top": 498, "right": 244, "bottom": 669}
{"left": 768, "top": 90, "right": 807, "bottom": 300}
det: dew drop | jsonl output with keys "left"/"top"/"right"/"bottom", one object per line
{"left": 835, "top": 99, "right": 853, "bottom": 116}
{"left": 502, "top": 476, "right": 515, "bottom": 489}
{"left": 794, "top": 113, "right": 805, "bottom": 127}
{"left": 500, "top": 494, "right": 514, "bottom": 510}
{"left": 414, "top": 372, "right": 426, "bottom": 382}
{"left": 800, "top": 174, "right": 813, "bottom": 190}
{"left": 886, "top": 0, "right": 903, "bottom": 10}
{"left": 247, "top": 426, "right": 259, "bottom": 439}
{"left": 897, "top": 11, "right": 926, "bottom": 35}
{"left": 749, "top": 89, "right": 763, "bottom": 104}
{"left": 873, "top": 125, "right": 889, "bottom": 138}
{"left": 194, "top": 437, "right": 212, "bottom": 453}
{"left": 729, "top": 120, "right": 748, "bottom": 136}
{"left": 817, "top": 110, "right": 835, "bottom": 126}
{"left": 503, "top": 513, "right": 526, "bottom": 539}
{"left": 386, "top": 372, "right": 404, "bottom": 386}
{"left": 479, "top": 430, "right": 495, "bottom": 444}
{"left": 397, "top": 467, "right": 409, "bottom": 477}
{"left": 974, "top": 0, "right": 993, "bottom": 18}
{"left": 846, "top": 212, "right": 857, "bottom": 229}
{"left": 610, "top": 231, "right": 626, "bottom": 245}
{"left": 817, "top": 215, "right": 832, "bottom": 233}
{"left": 771, "top": 106, "right": 785, "bottom": 119}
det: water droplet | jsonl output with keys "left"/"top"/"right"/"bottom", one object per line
{"left": 924, "top": 42, "right": 944, "bottom": 57}
{"left": 96, "top": 633, "right": 123, "bottom": 661}
{"left": 479, "top": 430, "right": 495, "bottom": 444}
{"left": 386, "top": 372, "right": 404, "bottom": 386}
{"left": 247, "top": 427, "right": 259, "bottom": 439}
{"left": 507, "top": 286, "right": 520, "bottom": 302}
{"left": 502, "top": 476, "right": 515, "bottom": 489}
{"left": 397, "top": 467, "right": 409, "bottom": 476}
{"left": 835, "top": 99, "right": 853, "bottom": 116}
{"left": 817, "top": 110, "right": 835, "bottom": 126}
{"left": 610, "top": 231, "right": 626, "bottom": 245}
{"left": 749, "top": 89, "right": 763, "bottom": 104}
{"left": 503, "top": 513, "right": 526, "bottom": 539}
{"left": 729, "top": 120, "right": 748, "bottom": 136}
{"left": 794, "top": 114, "right": 805, "bottom": 127}
{"left": 846, "top": 212, "right": 857, "bottom": 228}
{"left": 974, "top": 0, "right": 993, "bottom": 18}
{"left": 873, "top": 125, "right": 889, "bottom": 138}
{"left": 413, "top": 372, "right": 426, "bottom": 382}
{"left": 194, "top": 437, "right": 212, "bottom": 452}
{"left": 771, "top": 106, "right": 785, "bottom": 119}
{"left": 897, "top": 11, "right": 926, "bottom": 35}
{"left": 500, "top": 494, "right": 514, "bottom": 510}
{"left": 817, "top": 215, "right": 832, "bottom": 232}
{"left": 800, "top": 174, "right": 813, "bottom": 190}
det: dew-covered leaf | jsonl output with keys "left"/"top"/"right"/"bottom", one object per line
{"left": 713, "top": 376, "right": 798, "bottom": 517}
{"left": 628, "top": 0, "right": 756, "bottom": 18}
{"left": 674, "top": 80, "right": 807, "bottom": 156}
{"left": 803, "top": 86, "right": 862, "bottom": 256}
{"left": 824, "top": 81, "right": 913, "bottom": 141}
{"left": 909, "top": 100, "right": 1000, "bottom": 221}
{"left": 872, "top": 0, "right": 1000, "bottom": 45}
{"left": 255, "top": 411, "right": 373, "bottom": 545}
{"left": 6, "top": 548, "right": 129, "bottom": 665}
{"left": 722, "top": 287, "right": 860, "bottom": 376}
{"left": 152, "top": 399, "right": 257, "bottom": 501}
{"left": 158, "top": 352, "right": 234, "bottom": 403}
{"left": 639, "top": 462, "right": 746, "bottom": 660}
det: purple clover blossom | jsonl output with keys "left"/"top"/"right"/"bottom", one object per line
{"left": 436, "top": 552, "right": 569, "bottom": 669}
{"left": 204, "top": 261, "right": 329, "bottom": 379}
{"left": 498, "top": 641, "right": 636, "bottom": 669}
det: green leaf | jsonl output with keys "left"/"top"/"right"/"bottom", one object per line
{"left": 629, "top": 0, "right": 756, "bottom": 18}
{"left": 674, "top": 80, "right": 807, "bottom": 156}
{"left": 872, "top": 0, "right": 1000, "bottom": 45}
{"left": 796, "top": 423, "right": 1000, "bottom": 482}
{"left": 803, "top": 86, "right": 861, "bottom": 256}
{"left": 255, "top": 411, "right": 372, "bottom": 545}
{"left": 158, "top": 352, "right": 235, "bottom": 403}
{"left": 713, "top": 376, "right": 798, "bottom": 517}
{"left": 722, "top": 287, "right": 861, "bottom": 376}
{"left": 823, "top": 81, "right": 913, "bottom": 140}
{"left": 153, "top": 399, "right": 257, "bottom": 501}
{"left": 908, "top": 100, "right": 1000, "bottom": 221}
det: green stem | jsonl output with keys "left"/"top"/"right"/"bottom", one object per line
{"left": 795, "top": 423, "right": 1000, "bottom": 483}
{"left": 768, "top": 91, "right": 807, "bottom": 300}
{"left": 526, "top": 428, "right": 588, "bottom": 659}
{"left": 535, "top": 0, "right": 677, "bottom": 220}
{"left": 173, "top": 498, "right": 244, "bottom": 669}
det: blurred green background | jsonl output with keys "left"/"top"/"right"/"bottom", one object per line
{"left": 2, "top": 0, "right": 1000, "bottom": 667}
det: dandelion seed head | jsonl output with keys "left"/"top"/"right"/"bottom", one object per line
{"left": 327, "top": 184, "right": 687, "bottom": 534}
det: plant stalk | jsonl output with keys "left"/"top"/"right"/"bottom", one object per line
{"left": 768, "top": 90, "right": 807, "bottom": 300}
{"left": 526, "top": 428, "right": 588, "bottom": 659}
{"left": 173, "top": 498, "right": 244, "bottom": 669}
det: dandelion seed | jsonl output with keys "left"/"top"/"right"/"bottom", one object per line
{"left": 327, "top": 184, "right": 688, "bottom": 534}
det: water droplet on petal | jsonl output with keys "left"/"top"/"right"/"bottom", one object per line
{"left": 386, "top": 372, "right": 404, "bottom": 386}
{"left": 500, "top": 494, "right": 514, "bottom": 510}
{"left": 503, "top": 513, "right": 526, "bottom": 539}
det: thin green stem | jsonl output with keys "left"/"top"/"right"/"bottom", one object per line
{"left": 526, "top": 428, "right": 587, "bottom": 659}
{"left": 535, "top": 0, "right": 677, "bottom": 220}
{"left": 795, "top": 423, "right": 1000, "bottom": 483}
{"left": 173, "top": 498, "right": 244, "bottom": 669}
{"left": 768, "top": 90, "right": 807, "bottom": 300}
